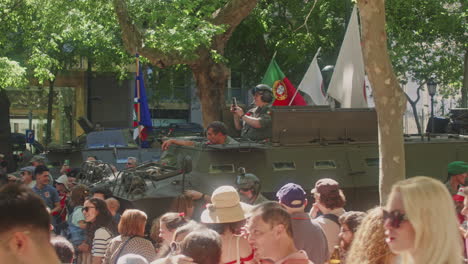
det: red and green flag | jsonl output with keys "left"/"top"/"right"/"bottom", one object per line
{"left": 261, "top": 59, "right": 307, "bottom": 106}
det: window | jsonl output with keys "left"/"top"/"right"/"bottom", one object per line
{"left": 365, "top": 158, "right": 379, "bottom": 167}
{"left": 314, "top": 160, "right": 337, "bottom": 169}
{"left": 209, "top": 164, "right": 235, "bottom": 174}
{"left": 273, "top": 161, "right": 296, "bottom": 171}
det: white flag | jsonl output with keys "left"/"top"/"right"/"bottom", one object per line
{"left": 327, "top": 6, "right": 368, "bottom": 108}
{"left": 298, "top": 48, "right": 328, "bottom": 105}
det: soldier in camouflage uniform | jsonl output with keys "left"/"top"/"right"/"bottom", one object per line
{"left": 232, "top": 84, "right": 273, "bottom": 141}
{"left": 160, "top": 121, "right": 238, "bottom": 166}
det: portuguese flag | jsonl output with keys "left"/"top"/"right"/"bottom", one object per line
{"left": 261, "top": 59, "right": 307, "bottom": 106}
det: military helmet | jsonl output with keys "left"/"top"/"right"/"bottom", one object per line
{"left": 251, "top": 84, "right": 273, "bottom": 103}
{"left": 30, "top": 155, "right": 46, "bottom": 164}
{"left": 236, "top": 167, "right": 261, "bottom": 194}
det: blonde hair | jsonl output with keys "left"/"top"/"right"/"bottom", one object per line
{"left": 118, "top": 209, "right": 147, "bottom": 236}
{"left": 389, "top": 176, "right": 462, "bottom": 264}
{"left": 346, "top": 207, "right": 394, "bottom": 264}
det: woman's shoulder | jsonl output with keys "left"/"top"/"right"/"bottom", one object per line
{"left": 94, "top": 227, "right": 113, "bottom": 238}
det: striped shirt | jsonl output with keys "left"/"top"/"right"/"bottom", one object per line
{"left": 92, "top": 227, "right": 113, "bottom": 257}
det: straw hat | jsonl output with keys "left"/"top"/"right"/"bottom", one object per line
{"left": 201, "top": 186, "right": 252, "bottom": 223}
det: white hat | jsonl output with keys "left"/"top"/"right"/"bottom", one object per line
{"left": 117, "top": 254, "right": 148, "bottom": 264}
{"left": 201, "top": 185, "right": 252, "bottom": 224}
{"left": 56, "top": 175, "right": 69, "bottom": 190}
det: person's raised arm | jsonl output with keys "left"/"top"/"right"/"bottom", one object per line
{"left": 161, "top": 139, "right": 195, "bottom": 151}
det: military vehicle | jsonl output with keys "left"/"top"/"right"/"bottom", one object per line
{"left": 45, "top": 117, "right": 162, "bottom": 171}
{"left": 72, "top": 106, "right": 468, "bottom": 221}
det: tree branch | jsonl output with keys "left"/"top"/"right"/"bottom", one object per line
{"left": 113, "top": 0, "right": 189, "bottom": 68}
{"left": 210, "top": 0, "right": 258, "bottom": 52}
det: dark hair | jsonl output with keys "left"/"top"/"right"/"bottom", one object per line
{"left": 0, "top": 184, "right": 51, "bottom": 235}
{"left": 250, "top": 201, "right": 293, "bottom": 238}
{"left": 34, "top": 165, "right": 49, "bottom": 176}
{"left": 181, "top": 229, "right": 222, "bottom": 264}
{"left": 91, "top": 186, "right": 113, "bottom": 199}
{"left": 160, "top": 212, "right": 188, "bottom": 231}
{"left": 317, "top": 189, "right": 346, "bottom": 209}
{"left": 51, "top": 235, "right": 75, "bottom": 263}
{"left": 85, "top": 198, "right": 117, "bottom": 244}
{"left": 339, "top": 211, "right": 366, "bottom": 233}
{"left": 205, "top": 220, "right": 245, "bottom": 235}
{"left": 207, "top": 121, "right": 228, "bottom": 136}
{"left": 69, "top": 184, "right": 89, "bottom": 208}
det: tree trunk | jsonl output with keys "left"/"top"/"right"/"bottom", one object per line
{"left": 357, "top": 0, "right": 407, "bottom": 204}
{"left": 462, "top": 49, "right": 468, "bottom": 108}
{"left": 190, "top": 53, "right": 229, "bottom": 126}
{"left": 407, "top": 100, "right": 422, "bottom": 136}
{"left": 0, "top": 89, "right": 16, "bottom": 172}
{"left": 45, "top": 79, "right": 55, "bottom": 146}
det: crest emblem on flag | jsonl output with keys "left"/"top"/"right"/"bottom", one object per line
{"left": 273, "top": 80, "right": 288, "bottom": 101}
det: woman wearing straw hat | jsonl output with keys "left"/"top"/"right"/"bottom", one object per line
{"left": 201, "top": 185, "right": 256, "bottom": 264}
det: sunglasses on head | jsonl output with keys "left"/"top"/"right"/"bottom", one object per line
{"left": 82, "top": 206, "right": 96, "bottom": 212}
{"left": 383, "top": 209, "right": 408, "bottom": 228}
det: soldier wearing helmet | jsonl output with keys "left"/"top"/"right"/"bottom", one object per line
{"left": 232, "top": 84, "right": 273, "bottom": 141}
{"left": 185, "top": 168, "right": 269, "bottom": 206}
{"left": 236, "top": 167, "right": 269, "bottom": 205}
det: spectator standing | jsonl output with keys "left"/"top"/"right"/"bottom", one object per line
{"left": 169, "top": 194, "right": 195, "bottom": 219}
{"left": 104, "top": 209, "right": 156, "bottom": 264}
{"left": 159, "top": 212, "right": 188, "bottom": 247}
{"left": 201, "top": 185, "right": 255, "bottom": 264}
{"left": 20, "top": 165, "right": 36, "bottom": 187}
{"left": 445, "top": 161, "right": 468, "bottom": 195}
{"left": 337, "top": 211, "right": 366, "bottom": 262}
{"left": 51, "top": 235, "right": 75, "bottom": 264}
{"left": 246, "top": 202, "right": 313, "bottom": 264}
{"left": 346, "top": 207, "right": 396, "bottom": 264}
{"left": 83, "top": 197, "right": 118, "bottom": 264}
{"left": 0, "top": 183, "right": 61, "bottom": 263}
{"left": 67, "top": 184, "right": 90, "bottom": 264}
{"left": 32, "top": 165, "right": 61, "bottom": 230}
{"left": 91, "top": 186, "right": 113, "bottom": 200}
{"left": 309, "top": 178, "right": 346, "bottom": 254}
{"left": 180, "top": 230, "right": 222, "bottom": 264}
{"left": 55, "top": 175, "right": 70, "bottom": 234}
{"left": 384, "top": 176, "right": 461, "bottom": 264}
{"left": 276, "top": 183, "right": 329, "bottom": 264}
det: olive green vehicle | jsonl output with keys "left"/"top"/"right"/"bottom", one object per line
{"left": 74, "top": 106, "right": 468, "bottom": 221}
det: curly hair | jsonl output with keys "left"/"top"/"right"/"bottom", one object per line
{"left": 346, "top": 207, "right": 394, "bottom": 264}
{"left": 339, "top": 211, "right": 366, "bottom": 233}
{"left": 316, "top": 189, "right": 346, "bottom": 209}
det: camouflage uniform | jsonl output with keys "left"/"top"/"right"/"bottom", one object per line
{"left": 241, "top": 104, "right": 272, "bottom": 141}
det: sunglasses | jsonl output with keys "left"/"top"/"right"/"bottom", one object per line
{"left": 383, "top": 209, "right": 408, "bottom": 228}
{"left": 82, "top": 206, "right": 96, "bottom": 212}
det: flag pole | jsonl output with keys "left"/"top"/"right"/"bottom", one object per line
{"left": 288, "top": 47, "right": 322, "bottom": 106}
{"left": 136, "top": 53, "right": 142, "bottom": 143}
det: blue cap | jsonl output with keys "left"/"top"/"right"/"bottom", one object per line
{"left": 276, "top": 183, "right": 307, "bottom": 208}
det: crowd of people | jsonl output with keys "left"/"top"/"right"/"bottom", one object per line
{"left": 1, "top": 149, "right": 468, "bottom": 264}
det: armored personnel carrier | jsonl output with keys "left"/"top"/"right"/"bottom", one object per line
{"left": 73, "top": 106, "right": 468, "bottom": 221}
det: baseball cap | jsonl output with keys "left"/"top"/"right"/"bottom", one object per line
{"left": 56, "top": 175, "right": 69, "bottom": 190}
{"left": 448, "top": 161, "right": 468, "bottom": 176}
{"left": 20, "top": 166, "right": 36, "bottom": 174}
{"left": 30, "top": 155, "right": 46, "bottom": 164}
{"left": 311, "top": 178, "right": 340, "bottom": 194}
{"left": 276, "top": 183, "right": 307, "bottom": 208}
